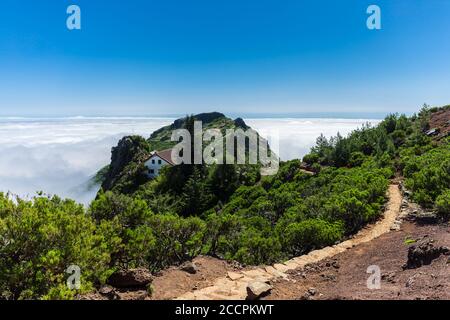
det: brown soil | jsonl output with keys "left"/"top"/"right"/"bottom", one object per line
{"left": 150, "top": 256, "right": 241, "bottom": 300}
{"left": 429, "top": 106, "right": 450, "bottom": 139}
{"left": 265, "top": 221, "right": 450, "bottom": 300}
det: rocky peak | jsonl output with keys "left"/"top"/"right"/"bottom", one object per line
{"left": 101, "top": 135, "right": 150, "bottom": 191}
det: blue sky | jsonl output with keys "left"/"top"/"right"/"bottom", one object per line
{"left": 0, "top": 0, "right": 449, "bottom": 116}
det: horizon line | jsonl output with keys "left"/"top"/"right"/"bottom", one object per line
{"left": 0, "top": 111, "right": 398, "bottom": 120}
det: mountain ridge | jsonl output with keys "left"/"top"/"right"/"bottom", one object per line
{"left": 98, "top": 112, "right": 256, "bottom": 194}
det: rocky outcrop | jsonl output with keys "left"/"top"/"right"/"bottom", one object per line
{"left": 396, "top": 183, "right": 439, "bottom": 226}
{"left": 100, "top": 135, "right": 151, "bottom": 192}
{"left": 150, "top": 112, "right": 227, "bottom": 139}
{"left": 108, "top": 268, "right": 153, "bottom": 288}
{"left": 194, "top": 112, "right": 226, "bottom": 124}
{"left": 404, "top": 237, "right": 450, "bottom": 269}
{"left": 428, "top": 105, "right": 450, "bottom": 140}
{"left": 180, "top": 261, "right": 199, "bottom": 274}
{"left": 246, "top": 281, "right": 273, "bottom": 300}
{"left": 233, "top": 117, "right": 249, "bottom": 130}
{"left": 409, "top": 211, "right": 439, "bottom": 224}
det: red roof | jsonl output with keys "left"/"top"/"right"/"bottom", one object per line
{"left": 148, "top": 148, "right": 175, "bottom": 165}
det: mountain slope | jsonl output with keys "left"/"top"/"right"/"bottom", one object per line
{"left": 98, "top": 112, "right": 254, "bottom": 194}
{"left": 147, "top": 112, "right": 249, "bottom": 151}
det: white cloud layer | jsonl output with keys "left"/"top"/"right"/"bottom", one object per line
{"left": 0, "top": 117, "right": 173, "bottom": 204}
{"left": 246, "top": 118, "right": 381, "bottom": 161}
{"left": 0, "top": 117, "right": 379, "bottom": 204}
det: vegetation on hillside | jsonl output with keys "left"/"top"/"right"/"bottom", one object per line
{"left": 1, "top": 106, "right": 449, "bottom": 299}
{"left": 0, "top": 194, "right": 117, "bottom": 299}
{"left": 100, "top": 112, "right": 257, "bottom": 195}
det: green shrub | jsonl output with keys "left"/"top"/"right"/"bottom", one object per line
{"left": 349, "top": 151, "right": 366, "bottom": 167}
{"left": 402, "top": 143, "right": 450, "bottom": 207}
{"left": 283, "top": 219, "right": 344, "bottom": 256}
{"left": 89, "top": 190, "right": 152, "bottom": 227}
{"left": 311, "top": 162, "right": 322, "bottom": 173}
{"left": 303, "top": 153, "right": 319, "bottom": 166}
{"left": 0, "top": 194, "right": 114, "bottom": 300}
{"left": 234, "top": 234, "right": 282, "bottom": 265}
{"left": 435, "top": 190, "right": 450, "bottom": 218}
{"left": 146, "top": 214, "right": 206, "bottom": 271}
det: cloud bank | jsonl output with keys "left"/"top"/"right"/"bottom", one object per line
{"left": 246, "top": 118, "right": 380, "bottom": 161}
{"left": 0, "top": 117, "right": 173, "bottom": 204}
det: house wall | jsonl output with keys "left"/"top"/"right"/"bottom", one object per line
{"left": 144, "top": 155, "right": 170, "bottom": 178}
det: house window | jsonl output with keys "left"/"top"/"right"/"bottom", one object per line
{"left": 158, "top": 159, "right": 162, "bottom": 164}
{"left": 149, "top": 169, "right": 155, "bottom": 174}
{"left": 152, "top": 159, "right": 155, "bottom": 164}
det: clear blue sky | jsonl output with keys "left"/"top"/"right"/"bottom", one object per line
{"left": 0, "top": 0, "right": 449, "bottom": 116}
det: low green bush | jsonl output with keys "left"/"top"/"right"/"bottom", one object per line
{"left": 283, "top": 219, "right": 344, "bottom": 256}
{"left": 435, "top": 189, "right": 450, "bottom": 218}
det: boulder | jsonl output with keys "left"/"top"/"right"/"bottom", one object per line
{"left": 180, "top": 261, "right": 198, "bottom": 274}
{"left": 108, "top": 268, "right": 153, "bottom": 288}
{"left": 234, "top": 117, "right": 249, "bottom": 130}
{"left": 390, "top": 220, "right": 402, "bottom": 231}
{"left": 404, "top": 237, "right": 450, "bottom": 269}
{"left": 300, "top": 287, "right": 318, "bottom": 300}
{"left": 401, "top": 199, "right": 409, "bottom": 208}
{"left": 98, "top": 285, "right": 119, "bottom": 300}
{"left": 227, "top": 271, "right": 244, "bottom": 281}
{"left": 413, "top": 212, "right": 439, "bottom": 224}
{"left": 307, "top": 287, "right": 317, "bottom": 296}
{"left": 246, "top": 281, "right": 273, "bottom": 300}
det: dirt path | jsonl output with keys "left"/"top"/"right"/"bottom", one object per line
{"left": 150, "top": 256, "right": 238, "bottom": 300}
{"left": 266, "top": 221, "right": 449, "bottom": 300}
{"left": 175, "top": 184, "right": 403, "bottom": 300}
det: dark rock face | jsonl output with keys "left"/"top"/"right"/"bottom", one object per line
{"left": 194, "top": 112, "right": 226, "bottom": 123}
{"left": 233, "top": 117, "right": 249, "bottom": 130}
{"left": 180, "top": 261, "right": 198, "bottom": 274}
{"left": 404, "top": 237, "right": 450, "bottom": 269}
{"left": 101, "top": 136, "right": 150, "bottom": 191}
{"left": 149, "top": 112, "right": 226, "bottom": 139}
{"left": 405, "top": 209, "right": 439, "bottom": 224}
{"left": 172, "top": 112, "right": 226, "bottom": 130}
{"left": 108, "top": 268, "right": 153, "bottom": 288}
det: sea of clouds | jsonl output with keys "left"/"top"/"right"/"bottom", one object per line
{"left": 0, "top": 117, "right": 380, "bottom": 204}
{"left": 246, "top": 118, "right": 381, "bottom": 160}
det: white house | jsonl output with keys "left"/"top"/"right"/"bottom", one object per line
{"left": 144, "top": 148, "right": 175, "bottom": 178}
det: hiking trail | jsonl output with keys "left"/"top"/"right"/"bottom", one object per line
{"left": 175, "top": 184, "right": 402, "bottom": 300}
